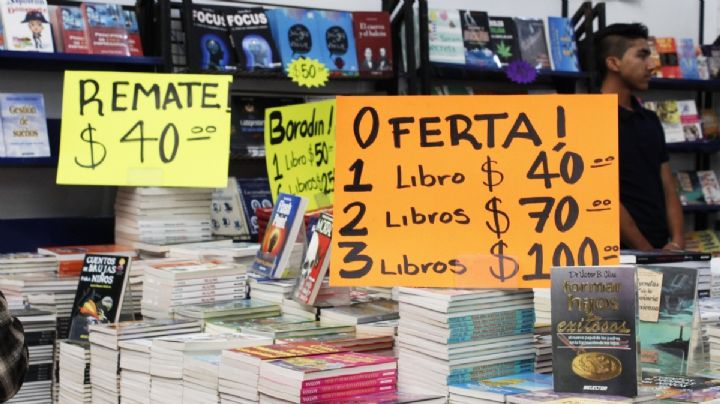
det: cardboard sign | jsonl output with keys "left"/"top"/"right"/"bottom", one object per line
{"left": 264, "top": 100, "right": 336, "bottom": 210}
{"left": 57, "top": 71, "right": 232, "bottom": 187}
{"left": 330, "top": 95, "right": 619, "bottom": 288}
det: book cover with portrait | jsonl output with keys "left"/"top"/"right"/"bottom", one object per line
{"left": 352, "top": 11, "right": 392, "bottom": 77}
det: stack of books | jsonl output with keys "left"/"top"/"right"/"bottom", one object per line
{"left": 311, "top": 280, "right": 353, "bottom": 307}
{"left": 182, "top": 353, "right": 222, "bottom": 403}
{"left": 173, "top": 299, "right": 281, "bottom": 322}
{"left": 319, "top": 300, "right": 399, "bottom": 325}
{"left": 0, "top": 252, "right": 57, "bottom": 278}
{"left": 88, "top": 319, "right": 202, "bottom": 404}
{"left": 57, "top": 340, "right": 90, "bottom": 404}
{"left": 118, "top": 339, "right": 153, "bottom": 404}
{"left": 533, "top": 334, "right": 553, "bottom": 374}
{"left": 258, "top": 352, "right": 398, "bottom": 402}
{"left": 448, "top": 372, "right": 553, "bottom": 403}
{"left": 114, "top": 187, "right": 214, "bottom": 248}
{"left": 218, "top": 342, "right": 347, "bottom": 402}
{"left": 205, "top": 314, "right": 313, "bottom": 334}
{"left": 6, "top": 308, "right": 57, "bottom": 404}
{"left": 240, "top": 320, "right": 356, "bottom": 344}
{"left": 396, "top": 288, "right": 536, "bottom": 396}
{"left": 150, "top": 333, "right": 273, "bottom": 403}
{"left": 140, "top": 259, "right": 249, "bottom": 319}
{"left": 248, "top": 277, "right": 296, "bottom": 303}
{"left": 280, "top": 298, "right": 318, "bottom": 320}
{"left": 167, "top": 240, "right": 260, "bottom": 266}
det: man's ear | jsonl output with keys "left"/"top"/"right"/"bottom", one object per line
{"left": 605, "top": 56, "right": 622, "bottom": 74}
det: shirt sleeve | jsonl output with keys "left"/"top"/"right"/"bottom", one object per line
{"left": 0, "top": 291, "right": 28, "bottom": 402}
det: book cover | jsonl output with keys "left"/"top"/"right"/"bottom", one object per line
{"left": 637, "top": 265, "right": 698, "bottom": 375}
{"left": 267, "top": 8, "right": 322, "bottom": 71}
{"left": 352, "top": 11, "right": 393, "bottom": 77}
{"left": 702, "top": 108, "right": 719, "bottom": 139}
{"left": 186, "top": 4, "right": 236, "bottom": 72}
{"left": 227, "top": 8, "right": 281, "bottom": 73}
{"left": 551, "top": 266, "right": 638, "bottom": 396}
{"left": 702, "top": 45, "right": 720, "bottom": 78}
{"left": 547, "top": 16, "right": 579, "bottom": 72}
{"left": 229, "top": 341, "right": 345, "bottom": 360}
{"left": 264, "top": 352, "right": 395, "bottom": 374}
{"left": 459, "top": 10, "right": 498, "bottom": 68}
{"left": 656, "top": 37, "right": 681, "bottom": 78}
{"left": 211, "top": 177, "right": 249, "bottom": 237}
{"left": 316, "top": 10, "right": 358, "bottom": 76}
{"left": 427, "top": 8, "right": 464, "bottom": 64}
{"left": 294, "top": 212, "right": 332, "bottom": 306}
{"left": 698, "top": 170, "right": 720, "bottom": 205}
{"left": 648, "top": 36, "right": 662, "bottom": 77}
{"left": 0, "top": 92, "right": 50, "bottom": 157}
{"left": 645, "top": 100, "right": 684, "bottom": 143}
{"left": 0, "top": 0, "right": 53, "bottom": 52}
{"left": 514, "top": 17, "right": 551, "bottom": 69}
{"left": 678, "top": 38, "right": 699, "bottom": 79}
{"left": 488, "top": 16, "right": 521, "bottom": 66}
{"left": 123, "top": 9, "right": 143, "bottom": 56}
{"left": 677, "top": 99, "right": 702, "bottom": 142}
{"left": 674, "top": 171, "right": 705, "bottom": 206}
{"left": 237, "top": 177, "right": 274, "bottom": 240}
{"left": 81, "top": 3, "right": 129, "bottom": 56}
{"left": 51, "top": 6, "right": 90, "bottom": 54}
{"left": 68, "top": 254, "right": 132, "bottom": 342}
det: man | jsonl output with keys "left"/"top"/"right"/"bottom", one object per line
{"left": 0, "top": 290, "right": 27, "bottom": 402}
{"left": 596, "top": 23, "right": 684, "bottom": 250}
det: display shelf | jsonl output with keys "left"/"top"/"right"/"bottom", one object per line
{"left": 682, "top": 205, "right": 720, "bottom": 212}
{"left": 0, "top": 50, "right": 165, "bottom": 72}
{"left": 648, "top": 77, "right": 720, "bottom": 91}
{"left": 429, "top": 62, "right": 591, "bottom": 83}
{"left": 0, "top": 216, "right": 115, "bottom": 253}
{"left": 666, "top": 140, "right": 720, "bottom": 154}
{"left": 0, "top": 119, "right": 60, "bottom": 167}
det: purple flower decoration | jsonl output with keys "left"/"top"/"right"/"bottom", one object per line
{"left": 505, "top": 60, "right": 537, "bottom": 84}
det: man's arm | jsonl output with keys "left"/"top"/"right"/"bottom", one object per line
{"left": 620, "top": 203, "right": 654, "bottom": 250}
{"left": 0, "top": 291, "right": 28, "bottom": 402}
{"left": 660, "top": 162, "right": 685, "bottom": 249}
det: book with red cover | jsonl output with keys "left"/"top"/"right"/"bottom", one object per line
{"left": 37, "top": 244, "right": 136, "bottom": 276}
{"left": 122, "top": 8, "right": 143, "bottom": 56}
{"left": 352, "top": 11, "right": 393, "bottom": 78}
{"left": 52, "top": 6, "right": 91, "bottom": 54}
{"left": 655, "top": 37, "right": 681, "bottom": 78}
{"left": 81, "top": 2, "right": 130, "bottom": 56}
{"left": 293, "top": 213, "right": 332, "bottom": 306}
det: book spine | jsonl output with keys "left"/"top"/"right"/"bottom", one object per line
{"left": 446, "top": 360, "right": 535, "bottom": 384}
{"left": 300, "top": 376, "right": 396, "bottom": 395}
{"left": 446, "top": 308, "right": 535, "bottom": 323}
{"left": 300, "top": 385, "right": 395, "bottom": 403}
{"left": 301, "top": 369, "right": 397, "bottom": 388}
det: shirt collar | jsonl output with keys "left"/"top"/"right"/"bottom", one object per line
{"left": 618, "top": 96, "right": 643, "bottom": 121}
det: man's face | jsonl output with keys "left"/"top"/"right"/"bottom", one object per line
{"left": 29, "top": 20, "right": 43, "bottom": 34}
{"left": 614, "top": 38, "right": 655, "bottom": 91}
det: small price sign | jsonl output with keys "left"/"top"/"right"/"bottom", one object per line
{"left": 330, "top": 95, "right": 620, "bottom": 289}
{"left": 57, "top": 71, "right": 232, "bottom": 188}
{"left": 287, "top": 58, "right": 329, "bottom": 88}
{"left": 264, "top": 100, "right": 336, "bottom": 210}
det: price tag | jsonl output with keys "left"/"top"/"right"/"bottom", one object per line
{"left": 287, "top": 58, "right": 329, "bottom": 88}
{"left": 56, "top": 71, "right": 232, "bottom": 188}
{"left": 330, "top": 95, "right": 620, "bottom": 288}
{"left": 265, "top": 100, "right": 335, "bottom": 210}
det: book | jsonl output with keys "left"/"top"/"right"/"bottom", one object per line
{"left": 320, "top": 300, "right": 399, "bottom": 325}
{"left": 227, "top": 8, "right": 281, "bottom": 72}
{"left": 449, "top": 372, "right": 553, "bottom": 402}
{"left": 648, "top": 36, "right": 662, "bottom": 77}
{"left": 241, "top": 320, "right": 355, "bottom": 340}
{"left": 186, "top": 4, "right": 236, "bottom": 72}
{"left": 68, "top": 254, "right": 132, "bottom": 342}
{"left": 316, "top": 10, "right": 358, "bottom": 76}
{"left": 37, "top": 244, "right": 136, "bottom": 277}
{"left": 81, "top": 3, "right": 130, "bottom": 56}
{"left": 702, "top": 45, "right": 720, "bottom": 78}
{"left": 620, "top": 249, "right": 711, "bottom": 264}
{"left": 0, "top": 0, "right": 53, "bottom": 52}
{"left": 253, "top": 192, "right": 308, "bottom": 279}
{"left": 656, "top": 37, "right": 681, "bottom": 78}
{"left": 352, "top": 11, "right": 393, "bottom": 77}
{"left": 698, "top": 170, "right": 720, "bottom": 205}
{"left": 551, "top": 266, "right": 638, "bottom": 396}
{"left": 702, "top": 108, "right": 719, "bottom": 139}
{"left": 678, "top": 99, "right": 703, "bottom": 142}
{"left": 267, "top": 8, "right": 323, "bottom": 70}
{"left": 675, "top": 171, "right": 705, "bottom": 206}
{"left": 123, "top": 9, "right": 143, "bottom": 56}
{"left": 489, "top": 16, "right": 521, "bottom": 66}
{"left": 637, "top": 265, "right": 699, "bottom": 375}
{"left": 0, "top": 92, "right": 50, "bottom": 157}
{"left": 644, "top": 100, "right": 684, "bottom": 143}
{"left": 0, "top": 9, "right": 4, "bottom": 49}
{"left": 514, "top": 17, "right": 551, "bottom": 69}
{"left": 294, "top": 212, "right": 332, "bottom": 306}
{"left": 547, "top": 16, "right": 579, "bottom": 72}
{"left": 51, "top": 6, "right": 91, "bottom": 54}
{"left": 211, "top": 176, "right": 250, "bottom": 237}
{"left": 259, "top": 351, "right": 396, "bottom": 384}
{"left": 459, "top": 10, "right": 498, "bottom": 68}
{"left": 427, "top": 8, "right": 464, "bottom": 64}
{"left": 237, "top": 177, "right": 274, "bottom": 240}
{"left": 678, "top": 38, "right": 700, "bottom": 79}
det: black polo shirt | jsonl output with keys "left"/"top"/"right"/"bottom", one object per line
{"left": 618, "top": 97, "right": 670, "bottom": 248}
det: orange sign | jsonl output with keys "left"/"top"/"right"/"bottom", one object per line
{"left": 330, "top": 95, "right": 619, "bottom": 288}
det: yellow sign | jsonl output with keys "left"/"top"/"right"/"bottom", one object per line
{"left": 287, "top": 58, "right": 329, "bottom": 88}
{"left": 265, "top": 100, "right": 336, "bottom": 210}
{"left": 330, "top": 95, "right": 619, "bottom": 288}
{"left": 57, "top": 71, "right": 232, "bottom": 187}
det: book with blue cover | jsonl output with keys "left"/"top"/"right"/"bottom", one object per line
{"left": 266, "top": 8, "right": 322, "bottom": 71}
{"left": 0, "top": 93, "right": 50, "bottom": 157}
{"left": 186, "top": 4, "right": 237, "bottom": 72}
{"left": 237, "top": 177, "right": 273, "bottom": 240}
{"left": 316, "top": 10, "right": 358, "bottom": 76}
{"left": 252, "top": 192, "right": 308, "bottom": 278}
{"left": 547, "top": 16, "right": 579, "bottom": 72}
{"left": 678, "top": 38, "right": 700, "bottom": 79}
{"left": 227, "top": 8, "right": 281, "bottom": 73}
{"left": 450, "top": 372, "right": 553, "bottom": 402}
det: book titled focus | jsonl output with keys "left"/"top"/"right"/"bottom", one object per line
{"left": 551, "top": 266, "right": 638, "bottom": 397}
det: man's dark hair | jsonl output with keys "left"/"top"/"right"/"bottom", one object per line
{"left": 594, "top": 23, "right": 649, "bottom": 80}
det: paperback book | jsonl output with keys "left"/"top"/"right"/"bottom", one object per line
{"left": 0, "top": 92, "right": 50, "bottom": 157}
{"left": 459, "top": 10, "right": 497, "bottom": 68}
{"left": 253, "top": 192, "right": 308, "bottom": 278}
{"left": 123, "top": 9, "right": 143, "bottom": 56}
{"left": 294, "top": 212, "right": 332, "bottom": 306}
{"left": 547, "top": 16, "right": 579, "bottom": 72}
{"left": 514, "top": 17, "right": 551, "bottom": 69}
{"left": 81, "top": 3, "right": 130, "bottom": 56}
{"left": 267, "top": 8, "right": 323, "bottom": 70}
{"left": 316, "top": 10, "right": 358, "bottom": 76}
{"left": 186, "top": 4, "right": 236, "bottom": 72}
{"left": 427, "top": 8, "right": 464, "bottom": 64}
{"left": 51, "top": 6, "right": 90, "bottom": 54}
{"left": 227, "top": 8, "right": 281, "bottom": 72}
{"left": 0, "top": 0, "right": 54, "bottom": 52}
{"left": 488, "top": 16, "right": 520, "bottom": 66}
{"left": 352, "top": 11, "right": 393, "bottom": 77}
